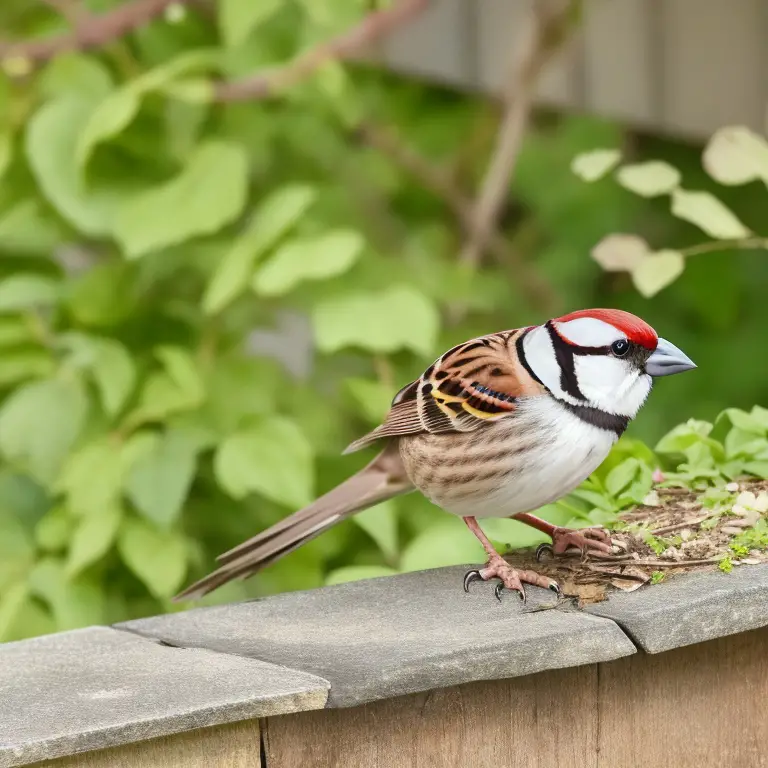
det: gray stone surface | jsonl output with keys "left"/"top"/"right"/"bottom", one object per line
{"left": 585, "top": 564, "right": 768, "bottom": 653}
{"left": 120, "top": 566, "right": 636, "bottom": 708}
{"left": 0, "top": 626, "right": 329, "bottom": 768}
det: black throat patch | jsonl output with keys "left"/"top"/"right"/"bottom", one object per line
{"left": 557, "top": 399, "right": 630, "bottom": 438}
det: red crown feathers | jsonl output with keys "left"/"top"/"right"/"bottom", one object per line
{"left": 556, "top": 308, "right": 658, "bottom": 350}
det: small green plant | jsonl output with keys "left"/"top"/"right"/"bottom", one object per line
{"left": 650, "top": 571, "right": 666, "bottom": 585}
{"left": 729, "top": 542, "right": 750, "bottom": 557}
{"left": 729, "top": 519, "right": 768, "bottom": 553}
{"left": 718, "top": 556, "right": 734, "bottom": 574}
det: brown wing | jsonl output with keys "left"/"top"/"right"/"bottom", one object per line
{"left": 343, "top": 328, "right": 545, "bottom": 453}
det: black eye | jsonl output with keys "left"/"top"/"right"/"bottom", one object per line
{"left": 611, "top": 339, "right": 630, "bottom": 357}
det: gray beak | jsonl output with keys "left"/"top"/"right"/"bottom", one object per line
{"left": 645, "top": 337, "right": 697, "bottom": 377}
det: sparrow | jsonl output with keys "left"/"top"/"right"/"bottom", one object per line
{"left": 176, "top": 308, "right": 696, "bottom": 603}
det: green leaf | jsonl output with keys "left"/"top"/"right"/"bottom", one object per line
{"left": 605, "top": 458, "right": 640, "bottom": 496}
{"left": 214, "top": 417, "right": 314, "bottom": 508}
{"left": 39, "top": 54, "right": 114, "bottom": 101}
{"left": 631, "top": 250, "right": 685, "bottom": 297}
{"left": 0, "top": 199, "right": 64, "bottom": 255}
{"left": 0, "top": 350, "right": 55, "bottom": 387}
{"left": 750, "top": 406, "right": 768, "bottom": 430}
{"left": 124, "top": 372, "right": 203, "bottom": 430}
{"left": 125, "top": 429, "right": 200, "bottom": 529}
{"left": 0, "top": 128, "right": 11, "bottom": 182}
{"left": 313, "top": 286, "right": 439, "bottom": 357}
{"left": 65, "top": 261, "right": 138, "bottom": 327}
{"left": 60, "top": 333, "right": 137, "bottom": 416}
{"left": 591, "top": 234, "right": 649, "bottom": 272}
{"left": 325, "top": 565, "right": 399, "bottom": 586}
{"left": 76, "top": 49, "right": 220, "bottom": 168}
{"left": 353, "top": 500, "right": 398, "bottom": 560}
{"left": 67, "top": 504, "right": 122, "bottom": 577}
{"left": 703, "top": 125, "right": 768, "bottom": 186}
{"left": 0, "top": 509, "right": 34, "bottom": 591}
{"left": 90, "top": 339, "right": 136, "bottom": 416}
{"left": 35, "top": 506, "right": 75, "bottom": 552}
{"left": 253, "top": 230, "right": 364, "bottom": 296}
{"left": 0, "top": 274, "right": 61, "bottom": 311}
{"left": 0, "top": 582, "right": 30, "bottom": 642}
{"left": 744, "top": 461, "right": 768, "bottom": 479}
{"left": 670, "top": 188, "right": 750, "bottom": 239}
{"left": 117, "top": 517, "right": 188, "bottom": 598}
{"left": 345, "top": 378, "right": 393, "bottom": 423}
{"left": 156, "top": 346, "right": 205, "bottom": 402}
{"left": 203, "top": 183, "right": 317, "bottom": 314}
{"left": 57, "top": 438, "right": 124, "bottom": 518}
{"left": 0, "top": 377, "right": 88, "bottom": 485}
{"left": 725, "top": 428, "right": 767, "bottom": 460}
{"left": 26, "top": 97, "right": 121, "bottom": 236}
{"left": 400, "top": 517, "right": 484, "bottom": 572}
{"left": 76, "top": 88, "right": 142, "bottom": 168}
{"left": 718, "top": 408, "right": 767, "bottom": 435}
{"left": 615, "top": 161, "right": 681, "bottom": 197}
{"left": 0, "top": 317, "right": 34, "bottom": 347}
{"left": 161, "top": 79, "right": 214, "bottom": 104}
{"left": 570, "top": 149, "right": 621, "bottom": 181}
{"left": 656, "top": 419, "right": 712, "bottom": 454}
{"left": 114, "top": 141, "right": 249, "bottom": 258}
{"left": 28, "top": 558, "right": 105, "bottom": 629}
{"left": 219, "top": 0, "right": 282, "bottom": 46}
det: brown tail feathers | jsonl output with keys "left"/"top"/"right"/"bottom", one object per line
{"left": 174, "top": 443, "right": 412, "bottom": 601}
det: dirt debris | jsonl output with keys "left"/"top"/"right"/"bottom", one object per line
{"left": 503, "top": 479, "right": 768, "bottom": 607}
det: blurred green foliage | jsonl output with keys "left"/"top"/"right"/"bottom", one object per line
{"left": 1, "top": 0, "right": 768, "bottom": 642}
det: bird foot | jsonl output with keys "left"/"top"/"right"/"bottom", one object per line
{"left": 464, "top": 556, "right": 561, "bottom": 604}
{"left": 536, "top": 526, "right": 614, "bottom": 561}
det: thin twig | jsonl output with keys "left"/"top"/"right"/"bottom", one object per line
{"left": 458, "top": 0, "right": 577, "bottom": 269}
{"left": 0, "top": 0, "right": 186, "bottom": 62}
{"left": 651, "top": 517, "right": 709, "bottom": 536}
{"left": 621, "top": 558, "right": 723, "bottom": 568}
{"left": 213, "top": 0, "right": 430, "bottom": 102}
{"left": 681, "top": 237, "right": 768, "bottom": 258}
{"left": 40, "top": 0, "right": 88, "bottom": 24}
{"left": 357, "top": 121, "right": 557, "bottom": 310}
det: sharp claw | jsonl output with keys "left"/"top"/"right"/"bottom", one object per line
{"left": 518, "top": 585, "right": 527, "bottom": 604}
{"left": 549, "top": 582, "right": 562, "bottom": 597}
{"left": 494, "top": 582, "right": 504, "bottom": 602}
{"left": 536, "top": 543, "right": 554, "bottom": 562}
{"left": 463, "top": 570, "right": 482, "bottom": 593}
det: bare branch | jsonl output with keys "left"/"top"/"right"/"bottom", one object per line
{"left": 357, "top": 120, "right": 557, "bottom": 310}
{"left": 0, "top": 0, "right": 187, "bottom": 63}
{"left": 458, "top": 0, "right": 578, "bottom": 268}
{"left": 40, "top": 0, "right": 88, "bottom": 24}
{"left": 213, "top": 0, "right": 429, "bottom": 102}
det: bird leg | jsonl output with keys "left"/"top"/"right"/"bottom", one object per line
{"left": 462, "top": 516, "right": 561, "bottom": 603}
{"left": 511, "top": 513, "right": 614, "bottom": 559}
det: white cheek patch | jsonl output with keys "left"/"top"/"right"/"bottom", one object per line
{"left": 522, "top": 325, "right": 563, "bottom": 393}
{"left": 574, "top": 356, "right": 651, "bottom": 417}
{"left": 556, "top": 317, "right": 620, "bottom": 348}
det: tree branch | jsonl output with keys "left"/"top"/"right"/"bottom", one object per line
{"left": 458, "top": 0, "right": 578, "bottom": 268}
{"left": 0, "top": 0, "right": 187, "bottom": 62}
{"left": 356, "top": 120, "right": 557, "bottom": 310}
{"left": 213, "top": 0, "right": 430, "bottom": 102}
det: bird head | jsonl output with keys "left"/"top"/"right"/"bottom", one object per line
{"left": 523, "top": 308, "right": 696, "bottom": 420}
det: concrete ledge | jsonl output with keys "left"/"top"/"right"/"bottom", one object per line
{"left": 119, "top": 566, "right": 636, "bottom": 708}
{"left": 4, "top": 564, "right": 768, "bottom": 766}
{"left": 0, "top": 627, "right": 329, "bottom": 768}
{"left": 584, "top": 563, "right": 768, "bottom": 653}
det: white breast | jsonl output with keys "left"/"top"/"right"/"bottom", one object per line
{"left": 429, "top": 398, "right": 617, "bottom": 518}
